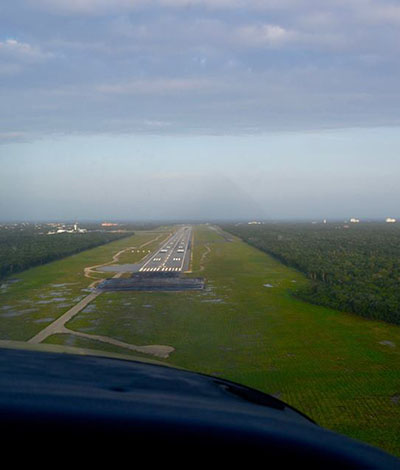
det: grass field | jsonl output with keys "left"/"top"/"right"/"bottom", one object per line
{"left": 0, "top": 230, "right": 169, "bottom": 340}
{"left": 1, "top": 224, "right": 400, "bottom": 455}
{"left": 43, "top": 224, "right": 400, "bottom": 456}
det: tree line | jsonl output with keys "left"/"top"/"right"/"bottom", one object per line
{"left": 223, "top": 223, "right": 400, "bottom": 325}
{"left": 0, "top": 229, "right": 131, "bottom": 279}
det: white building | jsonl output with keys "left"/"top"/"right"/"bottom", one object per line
{"left": 386, "top": 218, "right": 396, "bottom": 223}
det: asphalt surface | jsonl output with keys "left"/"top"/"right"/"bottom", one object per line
{"left": 139, "top": 226, "right": 192, "bottom": 273}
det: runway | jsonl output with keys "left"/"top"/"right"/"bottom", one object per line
{"left": 139, "top": 226, "right": 192, "bottom": 273}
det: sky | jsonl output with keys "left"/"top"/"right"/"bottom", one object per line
{"left": 1, "top": 0, "right": 400, "bottom": 221}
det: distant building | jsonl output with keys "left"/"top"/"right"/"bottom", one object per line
{"left": 386, "top": 218, "right": 396, "bottom": 223}
{"left": 47, "top": 223, "right": 87, "bottom": 235}
{"left": 248, "top": 221, "right": 262, "bottom": 225}
{"left": 101, "top": 222, "right": 119, "bottom": 227}
{"left": 350, "top": 218, "right": 360, "bottom": 223}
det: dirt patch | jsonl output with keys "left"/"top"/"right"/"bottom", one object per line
{"left": 63, "top": 327, "right": 175, "bottom": 359}
{"left": 199, "top": 244, "right": 211, "bottom": 272}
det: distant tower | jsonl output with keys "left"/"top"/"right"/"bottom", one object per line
{"left": 74, "top": 220, "right": 78, "bottom": 232}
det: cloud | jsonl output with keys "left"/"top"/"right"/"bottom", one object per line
{"left": 236, "top": 24, "right": 295, "bottom": 47}
{"left": 96, "top": 78, "right": 217, "bottom": 95}
{"left": 0, "top": 63, "right": 23, "bottom": 76}
{"left": 31, "top": 0, "right": 303, "bottom": 14}
{"left": 2, "top": 0, "right": 400, "bottom": 137}
{"left": 27, "top": 0, "right": 400, "bottom": 20}
{"left": 359, "top": 4, "right": 400, "bottom": 25}
{"left": 0, "top": 132, "right": 30, "bottom": 143}
{"left": 0, "top": 39, "right": 53, "bottom": 62}
{"left": 0, "top": 38, "right": 54, "bottom": 73}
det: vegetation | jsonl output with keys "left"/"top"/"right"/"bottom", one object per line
{"left": 0, "top": 230, "right": 164, "bottom": 340}
{"left": 2, "top": 224, "right": 400, "bottom": 455}
{"left": 0, "top": 224, "right": 131, "bottom": 279}
{"left": 223, "top": 222, "right": 400, "bottom": 325}
{"left": 46, "top": 225, "right": 400, "bottom": 456}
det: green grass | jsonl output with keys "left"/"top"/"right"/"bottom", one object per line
{"left": 0, "top": 230, "right": 164, "bottom": 341}
{"left": 2, "top": 223, "right": 400, "bottom": 455}
{"left": 58, "top": 225, "right": 400, "bottom": 456}
{"left": 116, "top": 230, "right": 172, "bottom": 264}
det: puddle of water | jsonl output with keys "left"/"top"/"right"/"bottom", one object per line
{"left": 263, "top": 284, "right": 274, "bottom": 288}
{"left": 80, "top": 326, "right": 98, "bottom": 333}
{"left": 379, "top": 340, "right": 396, "bottom": 348}
{"left": 21, "top": 308, "right": 38, "bottom": 313}
{"left": 57, "top": 303, "right": 72, "bottom": 308}
{"left": 34, "top": 317, "right": 55, "bottom": 323}
{"left": 391, "top": 394, "right": 400, "bottom": 404}
{"left": 143, "top": 304, "right": 153, "bottom": 308}
{"left": 1, "top": 308, "right": 37, "bottom": 318}
{"left": 1, "top": 311, "right": 24, "bottom": 318}
{"left": 38, "top": 291, "right": 67, "bottom": 299}
{"left": 65, "top": 335, "right": 77, "bottom": 346}
{"left": 201, "top": 298, "right": 225, "bottom": 303}
{"left": 37, "top": 297, "right": 68, "bottom": 304}
{"left": 1, "top": 279, "right": 21, "bottom": 291}
{"left": 51, "top": 283, "right": 77, "bottom": 287}
{"left": 82, "top": 304, "right": 96, "bottom": 313}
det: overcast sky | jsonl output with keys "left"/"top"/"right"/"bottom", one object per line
{"left": 1, "top": 0, "right": 400, "bottom": 220}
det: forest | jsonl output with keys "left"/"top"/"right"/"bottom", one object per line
{"left": 223, "top": 222, "right": 400, "bottom": 325}
{"left": 0, "top": 224, "right": 131, "bottom": 279}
